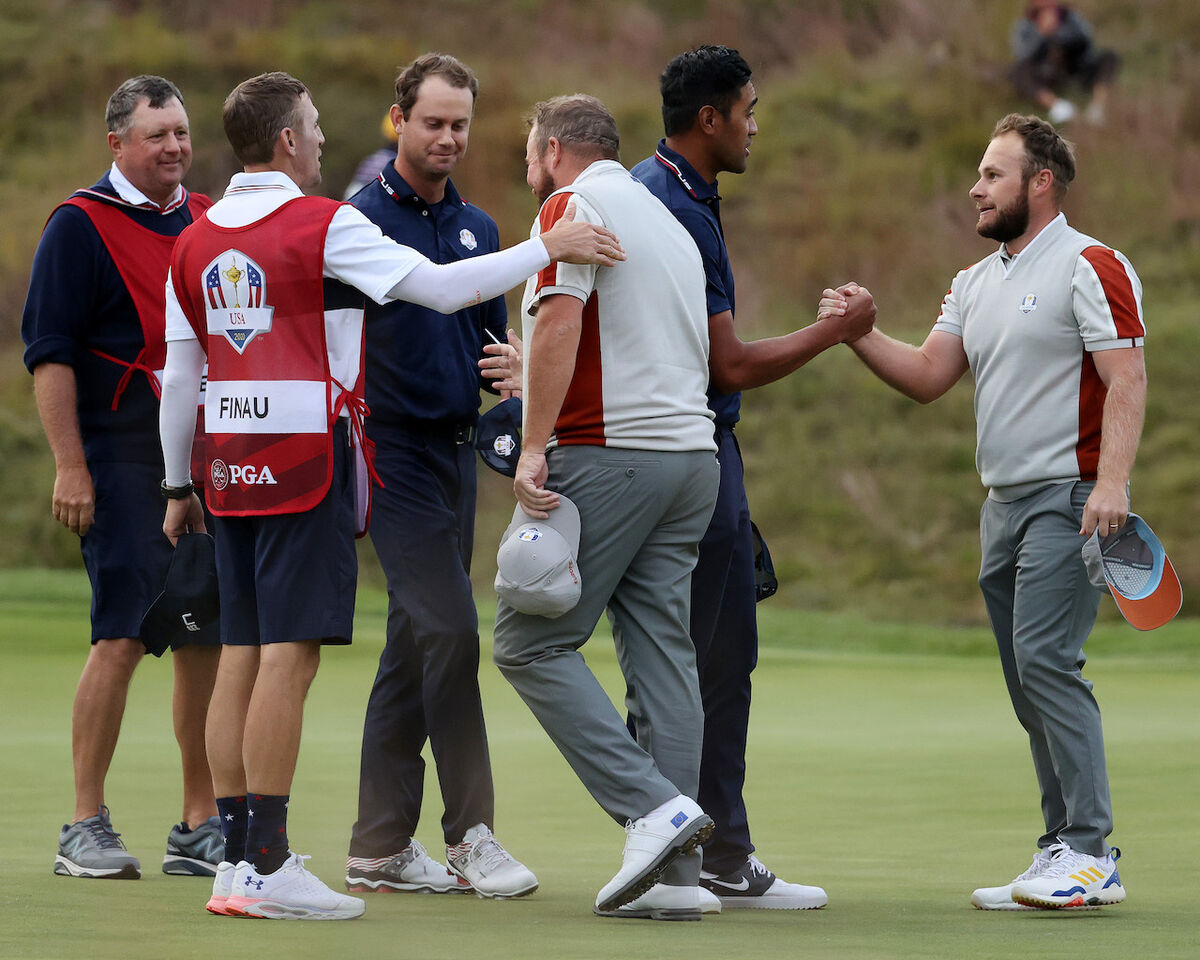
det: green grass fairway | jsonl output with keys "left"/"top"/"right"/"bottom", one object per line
{"left": 2, "top": 569, "right": 1198, "bottom": 959}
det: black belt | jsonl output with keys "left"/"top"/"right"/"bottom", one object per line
{"left": 384, "top": 419, "right": 477, "bottom": 444}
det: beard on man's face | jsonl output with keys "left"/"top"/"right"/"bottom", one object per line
{"left": 977, "top": 186, "right": 1031, "bottom": 244}
{"left": 534, "top": 171, "right": 557, "bottom": 204}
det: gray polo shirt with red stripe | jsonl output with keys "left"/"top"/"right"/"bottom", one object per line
{"left": 932, "top": 214, "right": 1144, "bottom": 500}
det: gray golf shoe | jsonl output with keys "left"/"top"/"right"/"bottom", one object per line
{"left": 163, "top": 815, "right": 223, "bottom": 876}
{"left": 54, "top": 806, "right": 141, "bottom": 879}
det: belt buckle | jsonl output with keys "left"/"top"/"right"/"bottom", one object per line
{"left": 453, "top": 424, "right": 474, "bottom": 445}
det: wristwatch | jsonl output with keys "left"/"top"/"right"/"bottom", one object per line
{"left": 160, "top": 480, "right": 195, "bottom": 500}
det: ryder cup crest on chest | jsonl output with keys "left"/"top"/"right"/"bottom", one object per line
{"left": 202, "top": 249, "right": 274, "bottom": 353}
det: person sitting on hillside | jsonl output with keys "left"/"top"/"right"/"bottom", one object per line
{"left": 1008, "top": 0, "right": 1119, "bottom": 126}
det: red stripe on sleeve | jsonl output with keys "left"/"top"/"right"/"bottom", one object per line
{"left": 1076, "top": 349, "right": 1104, "bottom": 480}
{"left": 535, "top": 192, "right": 574, "bottom": 293}
{"left": 1081, "top": 246, "right": 1144, "bottom": 338}
{"left": 554, "top": 291, "right": 606, "bottom": 446}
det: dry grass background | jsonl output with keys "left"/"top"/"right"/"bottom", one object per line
{"left": 2, "top": 0, "right": 1198, "bottom": 623}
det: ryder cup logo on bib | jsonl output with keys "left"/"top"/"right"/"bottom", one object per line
{"left": 1018, "top": 293, "right": 1038, "bottom": 314}
{"left": 202, "top": 249, "right": 275, "bottom": 353}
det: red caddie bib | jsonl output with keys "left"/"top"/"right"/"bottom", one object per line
{"left": 60, "top": 190, "right": 212, "bottom": 480}
{"left": 171, "top": 195, "right": 359, "bottom": 518}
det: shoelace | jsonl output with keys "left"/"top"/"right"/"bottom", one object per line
{"left": 745, "top": 856, "right": 772, "bottom": 879}
{"left": 280, "top": 853, "right": 316, "bottom": 883}
{"left": 82, "top": 818, "right": 126, "bottom": 851}
{"left": 619, "top": 819, "right": 640, "bottom": 858}
{"left": 400, "top": 840, "right": 431, "bottom": 867}
{"left": 282, "top": 853, "right": 346, "bottom": 898}
{"left": 470, "top": 835, "right": 513, "bottom": 871}
{"left": 1014, "top": 841, "right": 1069, "bottom": 882}
{"left": 1038, "top": 845, "right": 1104, "bottom": 880}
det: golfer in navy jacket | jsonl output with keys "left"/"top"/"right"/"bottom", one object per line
{"left": 343, "top": 53, "right": 537, "bottom": 899}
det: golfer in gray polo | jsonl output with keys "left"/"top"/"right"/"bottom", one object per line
{"left": 493, "top": 94, "right": 720, "bottom": 920}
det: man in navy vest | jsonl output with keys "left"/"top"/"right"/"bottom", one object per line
{"left": 343, "top": 53, "right": 537, "bottom": 900}
{"left": 22, "top": 75, "right": 221, "bottom": 882}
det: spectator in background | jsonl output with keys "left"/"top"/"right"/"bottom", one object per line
{"left": 343, "top": 112, "right": 400, "bottom": 199}
{"left": 1009, "top": 0, "right": 1119, "bottom": 126}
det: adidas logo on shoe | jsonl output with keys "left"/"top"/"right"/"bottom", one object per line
{"left": 1010, "top": 845, "right": 1125, "bottom": 909}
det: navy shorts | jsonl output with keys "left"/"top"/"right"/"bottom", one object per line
{"left": 211, "top": 422, "right": 357, "bottom": 646}
{"left": 77, "top": 461, "right": 179, "bottom": 647}
{"left": 82, "top": 460, "right": 221, "bottom": 648}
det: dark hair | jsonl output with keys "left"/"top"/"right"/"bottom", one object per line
{"left": 659, "top": 45, "right": 753, "bottom": 137}
{"left": 1025, "top": 1, "right": 1065, "bottom": 21}
{"left": 106, "top": 76, "right": 184, "bottom": 137}
{"left": 992, "top": 113, "right": 1076, "bottom": 200}
{"left": 222, "top": 72, "right": 310, "bottom": 165}
{"left": 527, "top": 94, "right": 620, "bottom": 162}
{"left": 394, "top": 53, "right": 478, "bottom": 119}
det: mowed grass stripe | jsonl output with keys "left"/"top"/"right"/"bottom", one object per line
{"left": 1, "top": 570, "right": 1198, "bottom": 959}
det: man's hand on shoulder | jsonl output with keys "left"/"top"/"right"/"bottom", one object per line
{"left": 540, "top": 200, "right": 626, "bottom": 267}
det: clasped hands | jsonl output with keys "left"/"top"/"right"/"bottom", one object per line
{"left": 817, "top": 282, "right": 876, "bottom": 342}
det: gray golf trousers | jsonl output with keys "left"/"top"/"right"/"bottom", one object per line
{"left": 493, "top": 444, "right": 719, "bottom": 838}
{"left": 979, "top": 480, "right": 1111, "bottom": 856}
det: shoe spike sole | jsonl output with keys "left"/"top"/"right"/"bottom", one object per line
{"left": 596, "top": 816, "right": 714, "bottom": 914}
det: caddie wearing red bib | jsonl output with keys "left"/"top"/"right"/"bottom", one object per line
{"left": 22, "top": 75, "right": 221, "bottom": 883}
{"left": 158, "top": 71, "right": 624, "bottom": 921}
